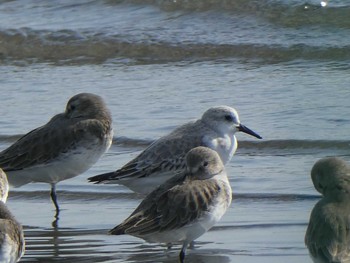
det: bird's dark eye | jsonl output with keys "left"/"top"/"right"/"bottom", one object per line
{"left": 203, "top": 161, "right": 208, "bottom": 167}
{"left": 70, "top": 104, "right": 76, "bottom": 111}
{"left": 225, "top": 115, "right": 233, "bottom": 122}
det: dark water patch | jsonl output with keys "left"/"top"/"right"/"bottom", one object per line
{"left": 113, "top": 136, "right": 151, "bottom": 148}
{"left": 241, "top": 139, "right": 350, "bottom": 150}
{"left": 113, "top": 138, "right": 350, "bottom": 156}
{"left": 0, "top": 28, "right": 350, "bottom": 64}
{"left": 213, "top": 222, "right": 308, "bottom": 231}
{"left": 273, "top": 4, "right": 350, "bottom": 28}
{"left": 1, "top": 134, "right": 349, "bottom": 156}
{"left": 10, "top": 189, "right": 319, "bottom": 202}
{"left": 233, "top": 193, "right": 320, "bottom": 202}
{"left": 109, "top": 0, "right": 350, "bottom": 27}
{"left": 3, "top": 0, "right": 350, "bottom": 28}
{"left": 113, "top": 137, "right": 350, "bottom": 152}
{"left": 2, "top": 133, "right": 350, "bottom": 149}
{"left": 10, "top": 190, "right": 141, "bottom": 201}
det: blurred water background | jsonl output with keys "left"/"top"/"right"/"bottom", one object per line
{"left": 0, "top": 0, "right": 350, "bottom": 262}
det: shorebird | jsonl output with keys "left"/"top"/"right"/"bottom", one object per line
{"left": 0, "top": 93, "right": 113, "bottom": 217}
{"left": 305, "top": 157, "right": 350, "bottom": 263}
{"left": 0, "top": 201, "right": 25, "bottom": 263}
{"left": 89, "top": 105, "right": 261, "bottom": 194}
{"left": 110, "top": 146, "right": 232, "bottom": 263}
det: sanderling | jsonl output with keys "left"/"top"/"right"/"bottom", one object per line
{"left": 89, "top": 105, "right": 261, "bottom": 194}
{"left": 0, "top": 201, "right": 25, "bottom": 263}
{"left": 0, "top": 169, "right": 9, "bottom": 203}
{"left": 109, "top": 146, "right": 232, "bottom": 263}
{"left": 305, "top": 157, "right": 350, "bottom": 263}
{"left": 0, "top": 93, "right": 113, "bottom": 217}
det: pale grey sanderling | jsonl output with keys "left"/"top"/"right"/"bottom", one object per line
{"left": 0, "top": 201, "right": 25, "bottom": 263}
{"left": 0, "top": 170, "right": 24, "bottom": 263}
{"left": 89, "top": 105, "right": 261, "bottom": 194}
{"left": 0, "top": 93, "right": 113, "bottom": 217}
{"left": 0, "top": 169, "right": 9, "bottom": 203}
{"left": 305, "top": 157, "right": 350, "bottom": 263}
{"left": 109, "top": 146, "right": 232, "bottom": 263}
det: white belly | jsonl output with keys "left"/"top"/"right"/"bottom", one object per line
{"left": 7, "top": 137, "right": 112, "bottom": 187}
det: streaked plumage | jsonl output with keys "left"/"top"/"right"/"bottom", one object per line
{"left": 89, "top": 106, "right": 261, "bottom": 194}
{"left": 110, "top": 146, "right": 232, "bottom": 263}
{"left": 0, "top": 93, "right": 113, "bottom": 216}
{"left": 0, "top": 169, "right": 9, "bottom": 203}
{"left": 305, "top": 157, "right": 350, "bottom": 263}
{"left": 0, "top": 201, "right": 25, "bottom": 263}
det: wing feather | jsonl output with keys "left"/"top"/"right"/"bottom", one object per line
{"left": 0, "top": 115, "right": 107, "bottom": 171}
{"left": 110, "top": 176, "right": 221, "bottom": 236}
{"left": 91, "top": 121, "right": 209, "bottom": 182}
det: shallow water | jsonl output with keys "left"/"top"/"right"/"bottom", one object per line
{"left": 0, "top": 0, "right": 350, "bottom": 262}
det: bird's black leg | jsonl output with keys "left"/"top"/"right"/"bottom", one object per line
{"left": 50, "top": 184, "right": 60, "bottom": 218}
{"left": 179, "top": 250, "right": 185, "bottom": 263}
{"left": 179, "top": 242, "right": 188, "bottom": 263}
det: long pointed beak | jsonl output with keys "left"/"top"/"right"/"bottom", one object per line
{"left": 238, "top": 124, "right": 262, "bottom": 139}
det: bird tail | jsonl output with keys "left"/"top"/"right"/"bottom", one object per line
{"left": 88, "top": 172, "right": 117, "bottom": 184}
{"left": 109, "top": 225, "right": 125, "bottom": 235}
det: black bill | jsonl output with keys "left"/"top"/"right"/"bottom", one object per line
{"left": 238, "top": 124, "right": 262, "bottom": 139}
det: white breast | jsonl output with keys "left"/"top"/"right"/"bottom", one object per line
{"left": 203, "top": 134, "right": 237, "bottom": 164}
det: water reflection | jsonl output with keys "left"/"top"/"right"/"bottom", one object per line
{"left": 21, "top": 225, "right": 231, "bottom": 263}
{"left": 22, "top": 227, "right": 112, "bottom": 262}
{"left": 125, "top": 248, "right": 231, "bottom": 263}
